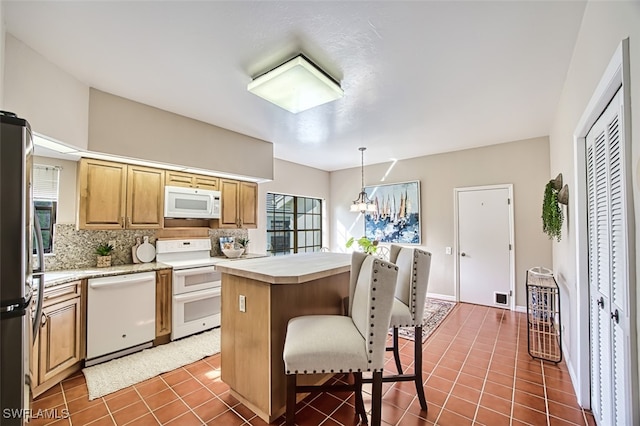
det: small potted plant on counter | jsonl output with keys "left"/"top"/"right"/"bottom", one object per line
{"left": 96, "top": 242, "right": 114, "bottom": 268}
{"left": 236, "top": 238, "right": 250, "bottom": 251}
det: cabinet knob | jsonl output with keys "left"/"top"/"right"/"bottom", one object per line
{"left": 611, "top": 309, "right": 620, "bottom": 324}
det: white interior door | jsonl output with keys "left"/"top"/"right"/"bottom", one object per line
{"left": 456, "top": 186, "right": 514, "bottom": 309}
{"left": 586, "top": 87, "right": 635, "bottom": 425}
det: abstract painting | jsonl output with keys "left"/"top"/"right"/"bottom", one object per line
{"left": 364, "top": 180, "right": 421, "bottom": 244}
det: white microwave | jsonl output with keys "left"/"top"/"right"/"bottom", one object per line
{"left": 164, "top": 186, "right": 221, "bottom": 219}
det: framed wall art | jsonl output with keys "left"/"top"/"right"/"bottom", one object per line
{"left": 364, "top": 180, "right": 421, "bottom": 244}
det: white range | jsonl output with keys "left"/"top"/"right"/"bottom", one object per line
{"left": 156, "top": 238, "right": 222, "bottom": 340}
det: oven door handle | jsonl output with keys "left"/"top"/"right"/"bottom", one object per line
{"left": 174, "top": 287, "right": 221, "bottom": 303}
{"left": 173, "top": 266, "right": 217, "bottom": 278}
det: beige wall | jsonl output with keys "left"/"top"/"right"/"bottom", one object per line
{"left": 549, "top": 0, "right": 640, "bottom": 405}
{"left": 33, "top": 156, "right": 77, "bottom": 225}
{"left": 250, "top": 158, "right": 331, "bottom": 254}
{"left": 4, "top": 34, "right": 89, "bottom": 149}
{"left": 330, "top": 137, "right": 552, "bottom": 306}
{"left": 88, "top": 89, "right": 274, "bottom": 182}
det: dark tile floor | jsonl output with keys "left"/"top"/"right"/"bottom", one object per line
{"left": 32, "top": 303, "right": 596, "bottom": 425}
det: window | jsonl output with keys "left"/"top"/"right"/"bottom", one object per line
{"left": 33, "top": 165, "right": 60, "bottom": 254}
{"left": 266, "top": 193, "right": 322, "bottom": 256}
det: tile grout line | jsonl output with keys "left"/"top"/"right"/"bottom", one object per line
{"left": 129, "top": 385, "right": 162, "bottom": 425}
{"left": 541, "top": 360, "right": 551, "bottom": 426}
{"left": 434, "top": 304, "right": 490, "bottom": 425}
{"left": 388, "top": 302, "right": 464, "bottom": 426}
{"left": 182, "top": 359, "right": 256, "bottom": 424}
{"left": 165, "top": 365, "right": 215, "bottom": 424}
{"left": 510, "top": 310, "right": 522, "bottom": 425}
{"left": 58, "top": 382, "right": 74, "bottom": 426}
{"left": 470, "top": 307, "right": 507, "bottom": 425}
{"left": 98, "top": 395, "right": 116, "bottom": 426}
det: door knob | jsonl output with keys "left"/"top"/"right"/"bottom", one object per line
{"left": 597, "top": 297, "right": 604, "bottom": 309}
{"left": 461, "top": 252, "right": 466, "bottom": 257}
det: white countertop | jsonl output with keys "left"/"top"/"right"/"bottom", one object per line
{"left": 215, "top": 252, "right": 351, "bottom": 284}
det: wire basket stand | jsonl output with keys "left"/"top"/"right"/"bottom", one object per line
{"left": 526, "top": 267, "right": 562, "bottom": 363}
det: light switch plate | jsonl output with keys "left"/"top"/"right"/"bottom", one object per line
{"left": 445, "top": 246, "right": 452, "bottom": 255}
{"left": 239, "top": 295, "right": 246, "bottom": 312}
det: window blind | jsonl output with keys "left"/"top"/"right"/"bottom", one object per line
{"left": 33, "top": 164, "right": 60, "bottom": 201}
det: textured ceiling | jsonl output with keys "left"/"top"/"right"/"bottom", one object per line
{"left": 4, "top": 1, "right": 586, "bottom": 171}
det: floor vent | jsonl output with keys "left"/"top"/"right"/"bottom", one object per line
{"left": 494, "top": 292, "right": 509, "bottom": 306}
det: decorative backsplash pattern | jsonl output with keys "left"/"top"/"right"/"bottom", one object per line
{"left": 44, "top": 224, "right": 249, "bottom": 271}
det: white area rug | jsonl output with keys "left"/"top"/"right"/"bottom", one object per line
{"left": 83, "top": 328, "right": 220, "bottom": 400}
{"left": 393, "top": 298, "right": 456, "bottom": 342}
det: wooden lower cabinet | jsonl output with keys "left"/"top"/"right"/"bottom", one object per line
{"left": 32, "top": 281, "right": 83, "bottom": 398}
{"left": 154, "top": 269, "right": 172, "bottom": 345}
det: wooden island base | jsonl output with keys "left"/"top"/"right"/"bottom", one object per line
{"left": 218, "top": 253, "right": 351, "bottom": 423}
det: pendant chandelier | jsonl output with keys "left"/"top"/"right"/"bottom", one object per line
{"left": 350, "top": 147, "right": 377, "bottom": 213}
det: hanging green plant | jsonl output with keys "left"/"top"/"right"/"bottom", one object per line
{"left": 542, "top": 180, "right": 563, "bottom": 242}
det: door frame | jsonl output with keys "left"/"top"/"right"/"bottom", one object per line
{"left": 454, "top": 184, "right": 516, "bottom": 311}
{"left": 573, "top": 38, "right": 637, "bottom": 418}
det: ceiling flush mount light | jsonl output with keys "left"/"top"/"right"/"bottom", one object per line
{"left": 247, "top": 54, "right": 344, "bottom": 114}
{"left": 350, "top": 147, "right": 377, "bottom": 213}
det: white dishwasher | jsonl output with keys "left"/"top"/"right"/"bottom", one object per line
{"left": 86, "top": 271, "right": 156, "bottom": 366}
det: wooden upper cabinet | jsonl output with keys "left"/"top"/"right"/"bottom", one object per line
{"left": 78, "top": 158, "right": 164, "bottom": 230}
{"left": 219, "top": 179, "right": 257, "bottom": 229}
{"left": 78, "top": 158, "right": 127, "bottom": 229}
{"left": 165, "top": 171, "right": 219, "bottom": 190}
{"left": 239, "top": 181, "right": 258, "bottom": 228}
{"left": 126, "top": 165, "right": 164, "bottom": 229}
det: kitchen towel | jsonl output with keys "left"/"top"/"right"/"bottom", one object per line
{"left": 83, "top": 328, "right": 220, "bottom": 400}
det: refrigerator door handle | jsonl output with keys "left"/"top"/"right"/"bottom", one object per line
{"left": 32, "top": 218, "right": 45, "bottom": 344}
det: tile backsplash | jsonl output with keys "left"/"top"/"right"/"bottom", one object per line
{"left": 44, "top": 224, "right": 248, "bottom": 271}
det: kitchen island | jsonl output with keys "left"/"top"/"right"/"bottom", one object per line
{"left": 216, "top": 252, "right": 351, "bottom": 423}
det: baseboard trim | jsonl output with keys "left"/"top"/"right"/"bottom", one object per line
{"left": 515, "top": 305, "right": 527, "bottom": 313}
{"left": 426, "top": 292, "right": 456, "bottom": 302}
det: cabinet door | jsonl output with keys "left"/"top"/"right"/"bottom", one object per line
{"left": 239, "top": 181, "right": 258, "bottom": 228}
{"left": 155, "top": 269, "right": 172, "bottom": 338}
{"left": 194, "top": 175, "right": 219, "bottom": 190}
{"left": 219, "top": 179, "right": 240, "bottom": 228}
{"left": 39, "top": 297, "right": 81, "bottom": 383}
{"left": 78, "top": 158, "right": 127, "bottom": 229}
{"left": 127, "top": 165, "right": 165, "bottom": 229}
{"left": 165, "top": 171, "right": 195, "bottom": 188}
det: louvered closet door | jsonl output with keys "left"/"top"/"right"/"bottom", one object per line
{"left": 586, "top": 88, "right": 632, "bottom": 425}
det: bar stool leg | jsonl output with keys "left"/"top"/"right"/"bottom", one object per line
{"left": 414, "top": 326, "right": 428, "bottom": 412}
{"left": 371, "top": 371, "right": 383, "bottom": 426}
{"left": 286, "top": 374, "right": 296, "bottom": 425}
{"left": 392, "top": 327, "right": 403, "bottom": 374}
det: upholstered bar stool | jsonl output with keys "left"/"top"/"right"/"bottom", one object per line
{"left": 382, "top": 245, "right": 432, "bottom": 412}
{"left": 283, "top": 252, "right": 399, "bottom": 426}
